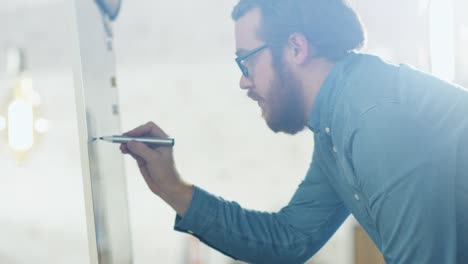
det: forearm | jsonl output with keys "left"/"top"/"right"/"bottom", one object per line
{"left": 173, "top": 186, "right": 322, "bottom": 264}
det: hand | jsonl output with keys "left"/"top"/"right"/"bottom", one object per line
{"left": 120, "top": 121, "right": 193, "bottom": 217}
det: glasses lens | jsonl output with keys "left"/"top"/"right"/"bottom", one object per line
{"left": 241, "top": 64, "right": 249, "bottom": 78}
{"left": 235, "top": 44, "right": 267, "bottom": 79}
{"left": 236, "top": 58, "right": 249, "bottom": 78}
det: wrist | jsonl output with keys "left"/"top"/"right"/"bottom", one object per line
{"left": 159, "top": 181, "right": 194, "bottom": 217}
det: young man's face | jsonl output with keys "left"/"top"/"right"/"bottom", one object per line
{"left": 234, "top": 8, "right": 307, "bottom": 134}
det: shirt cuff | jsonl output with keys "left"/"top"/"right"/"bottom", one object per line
{"left": 173, "top": 185, "right": 219, "bottom": 236}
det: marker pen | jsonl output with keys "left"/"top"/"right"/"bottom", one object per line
{"left": 96, "top": 135, "right": 174, "bottom": 147}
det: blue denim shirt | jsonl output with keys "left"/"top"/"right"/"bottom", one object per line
{"left": 174, "top": 53, "right": 468, "bottom": 264}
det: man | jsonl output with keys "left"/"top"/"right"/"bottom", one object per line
{"left": 120, "top": 0, "right": 468, "bottom": 263}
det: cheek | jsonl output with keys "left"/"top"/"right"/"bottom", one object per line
{"left": 252, "top": 62, "right": 275, "bottom": 98}
{"left": 255, "top": 80, "right": 275, "bottom": 105}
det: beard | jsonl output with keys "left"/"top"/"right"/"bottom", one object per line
{"left": 263, "top": 61, "right": 308, "bottom": 135}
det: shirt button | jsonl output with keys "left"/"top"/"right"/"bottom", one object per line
{"left": 333, "top": 146, "right": 338, "bottom": 153}
{"left": 354, "top": 194, "right": 360, "bottom": 201}
{"left": 325, "top": 127, "right": 331, "bottom": 134}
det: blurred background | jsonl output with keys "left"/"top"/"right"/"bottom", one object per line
{"left": 1, "top": 0, "right": 467, "bottom": 263}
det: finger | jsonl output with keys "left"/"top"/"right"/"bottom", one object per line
{"left": 125, "top": 149, "right": 147, "bottom": 166}
{"left": 123, "top": 121, "right": 168, "bottom": 138}
{"left": 127, "top": 141, "right": 158, "bottom": 162}
{"left": 120, "top": 143, "right": 129, "bottom": 154}
{"left": 130, "top": 152, "right": 147, "bottom": 167}
{"left": 128, "top": 153, "right": 153, "bottom": 185}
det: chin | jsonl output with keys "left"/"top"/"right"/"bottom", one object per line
{"left": 265, "top": 115, "right": 306, "bottom": 135}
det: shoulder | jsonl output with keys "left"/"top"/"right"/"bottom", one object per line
{"left": 329, "top": 54, "right": 403, "bottom": 150}
{"left": 337, "top": 53, "right": 401, "bottom": 117}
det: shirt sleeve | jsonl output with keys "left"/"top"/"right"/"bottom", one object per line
{"left": 174, "top": 149, "right": 349, "bottom": 264}
{"left": 351, "top": 102, "right": 458, "bottom": 264}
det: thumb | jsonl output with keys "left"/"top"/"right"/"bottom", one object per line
{"left": 127, "top": 141, "right": 156, "bottom": 161}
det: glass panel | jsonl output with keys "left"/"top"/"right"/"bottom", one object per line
{"left": 71, "top": 0, "right": 133, "bottom": 263}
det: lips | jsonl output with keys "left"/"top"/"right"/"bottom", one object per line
{"left": 247, "top": 92, "right": 262, "bottom": 102}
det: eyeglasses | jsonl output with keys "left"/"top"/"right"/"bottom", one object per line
{"left": 235, "top": 44, "right": 269, "bottom": 78}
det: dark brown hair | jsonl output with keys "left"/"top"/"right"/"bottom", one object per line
{"left": 232, "top": 0, "right": 366, "bottom": 61}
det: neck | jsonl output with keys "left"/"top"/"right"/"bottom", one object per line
{"left": 300, "top": 57, "right": 335, "bottom": 119}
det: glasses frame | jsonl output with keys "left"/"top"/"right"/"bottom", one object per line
{"left": 235, "top": 44, "right": 269, "bottom": 78}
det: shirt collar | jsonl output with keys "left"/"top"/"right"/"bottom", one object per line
{"left": 307, "top": 52, "right": 359, "bottom": 133}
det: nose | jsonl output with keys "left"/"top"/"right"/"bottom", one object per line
{"left": 239, "top": 75, "right": 253, "bottom": 90}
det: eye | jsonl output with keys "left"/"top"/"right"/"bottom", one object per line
{"left": 242, "top": 58, "right": 252, "bottom": 67}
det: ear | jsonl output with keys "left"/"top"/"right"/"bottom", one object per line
{"left": 287, "top": 33, "right": 310, "bottom": 65}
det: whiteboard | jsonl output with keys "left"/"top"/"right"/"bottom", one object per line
{"left": 70, "top": 0, "right": 133, "bottom": 263}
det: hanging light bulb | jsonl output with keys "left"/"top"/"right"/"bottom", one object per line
{"left": 2, "top": 47, "right": 48, "bottom": 160}
{"left": 8, "top": 99, "right": 34, "bottom": 152}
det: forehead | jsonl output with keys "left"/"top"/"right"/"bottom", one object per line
{"left": 235, "top": 8, "right": 264, "bottom": 54}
